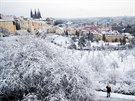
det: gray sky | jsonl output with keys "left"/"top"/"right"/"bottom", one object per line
{"left": 0, "top": 0, "right": 135, "bottom": 18}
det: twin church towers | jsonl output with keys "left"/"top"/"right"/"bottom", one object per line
{"left": 30, "top": 9, "right": 42, "bottom": 19}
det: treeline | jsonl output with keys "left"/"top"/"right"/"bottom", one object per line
{"left": 112, "top": 25, "right": 135, "bottom": 36}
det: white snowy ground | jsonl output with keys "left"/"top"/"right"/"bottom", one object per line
{"left": 96, "top": 91, "right": 135, "bottom": 101}
{"left": 45, "top": 34, "right": 135, "bottom": 96}
{"left": 46, "top": 34, "right": 124, "bottom": 49}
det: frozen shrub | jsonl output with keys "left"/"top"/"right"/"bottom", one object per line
{"left": 68, "top": 38, "right": 76, "bottom": 49}
{"left": 0, "top": 27, "right": 10, "bottom": 37}
{"left": 78, "top": 36, "right": 86, "bottom": 49}
{"left": 27, "top": 28, "right": 32, "bottom": 33}
{"left": 35, "top": 29, "right": 46, "bottom": 39}
{"left": 0, "top": 36, "right": 95, "bottom": 101}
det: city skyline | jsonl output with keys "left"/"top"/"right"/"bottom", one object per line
{"left": 0, "top": 0, "right": 135, "bottom": 18}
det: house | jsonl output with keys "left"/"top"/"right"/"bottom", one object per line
{"left": 0, "top": 19, "right": 16, "bottom": 33}
{"left": 93, "top": 33, "right": 102, "bottom": 41}
{"left": 104, "top": 34, "right": 124, "bottom": 42}
{"left": 92, "top": 30, "right": 131, "bottom": 42}
{"left": 122, "top": 33, "right": 134, "bottom": 41}
{"left": 56, "top": 27, "right": 65, "bottom": 35}
{"left": 66, "top": 27, "right": 76, "bottom": 35}
{"left": 19, "top": 19, "right": 46, "bottom": 30}
{"left": 46, "top": 17, "right": 55, "bottom": 25}
{"left": 47, "top": 26, "right": 58, "bottom": 33}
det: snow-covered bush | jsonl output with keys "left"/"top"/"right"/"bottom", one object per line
{"left": 0, "top": 36, "right": 95, "bottom": 101}
{"left": 0, "top": 27, "right": 10, "bottom": 37}
{"left": 78, "top": 36, "right": 86, "bottom": 49}
{"left": 35, "top": 29, "right": 46, "bottom": 39}
{"left": 125, "top": 69, "right": 135, "bottom": 95}
{"left": 68, "top": 37, "right": 76, "bottom": 49}
{"left": 86, "top": 41, "right": 91, "bottom": 50}
{"left": 82, "top": 49, "right": 135, "bottom": 95}
{"left": 90, "top": 55, "right": 105, "bottom": 73}
{"left": 132, "top": 48, "right": 135, "bottom": 58}
{"left": 27, "top": 28, "right": 32, "bottom": 33}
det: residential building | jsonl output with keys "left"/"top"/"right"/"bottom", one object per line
{"left": 0, "top": 19, "right": 16, "bottom": 33}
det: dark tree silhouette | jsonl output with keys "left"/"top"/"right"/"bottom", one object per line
{"left": 102, "top": 34, "right": 106, "bottom": 42}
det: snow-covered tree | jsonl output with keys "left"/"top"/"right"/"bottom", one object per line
{"left": 68, "top": 37, "right": 76, "bottom": 49}
{"left": 0, "top": 35, "right": 95, "bottom": 101}
{"left": 0, "top": 27, "right": 10, "bottom": 37}
{"left": 78, "top": 36, "right": 86, "bottom": 49}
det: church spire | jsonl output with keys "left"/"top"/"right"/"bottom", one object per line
{"left": 30, "top": 9, "right": 42, "bottom": 19}
{"left": 38, "top": 8, "right": 42, "bottom": 18}
{"left": 34, "top": 9, "right": 37, "bottom": 18}
{"left": 30, "top": 9, "right": 33, "bottom": 18}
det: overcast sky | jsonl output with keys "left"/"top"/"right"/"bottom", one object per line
{"left": 0, "top": 0, "right": 135, "bottom": 18}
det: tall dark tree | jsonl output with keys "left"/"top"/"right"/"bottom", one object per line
{"left": 88, "top": 31, "right": 93, "bottom": 42}
{"left": 91, "top": 33, "right": 93, "bottom": 42}
{"left": 120, "top": 38, "right": 122, "bottom": 45}
{"left": 120, "top": 37, "right": 126, "bottom": 45}
{"left": 88, "top": 32, "right": 91, "bottom": 40}
{"left": 65, "top": 30, "right": 68, "bottom": 36}
{"left": 114, "top": 38, "right": 118, "bottom": 42}
{"left": 78, "top": 36, "right": 86, "bottom": 49}
{"left": 76, "top": 30, "right": 79, "bottom": 38}
{"left": 102, "top": 34, "right": 106, "bottom": 42}
{"left": 122, "top": 36, "right": 126, "bottom": 45}
{"left": 16, "top": 21, "right": 21, "bottom": 30}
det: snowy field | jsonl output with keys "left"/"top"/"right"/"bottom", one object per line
{"left": 0, "top": 31, "right": 135, "bottom": 101}
{"left": 46, "top": 34, "right": 131, "bottom": 50}
{"left": 46, "top": 34, "right": 135, "bottom": 94}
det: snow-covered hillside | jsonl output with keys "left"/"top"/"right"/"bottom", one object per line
{"left": 46, "top": 34, "right": 135, "bottom": 94}
{"left": 0, "top": 33, "right": 135, "bottom": 101}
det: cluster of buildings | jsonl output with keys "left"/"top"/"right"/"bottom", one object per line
{"left": 0, "top": 13, "right": 46, "bottom": 33}
{"left": 0, "top": 13, "right": 134, "bottom": 43}
{"left": 47, "top": 23, "right": 134, "bottom": 42}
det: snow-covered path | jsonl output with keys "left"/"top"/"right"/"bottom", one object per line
{"left": 97, "top": 92, "right": 135, "bottom": 101}
{"left": 98, "top": 97, "right": 134, "bottom": 101}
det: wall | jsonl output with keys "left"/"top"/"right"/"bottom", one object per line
{"left": 0, "top": 21, "right": 16, "bottom": 33}
{"left": 105, "top": 35, "right": 124, "bottom": 42}
{"left": 20, "top": 20, "right": 45, "bottom": 30}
